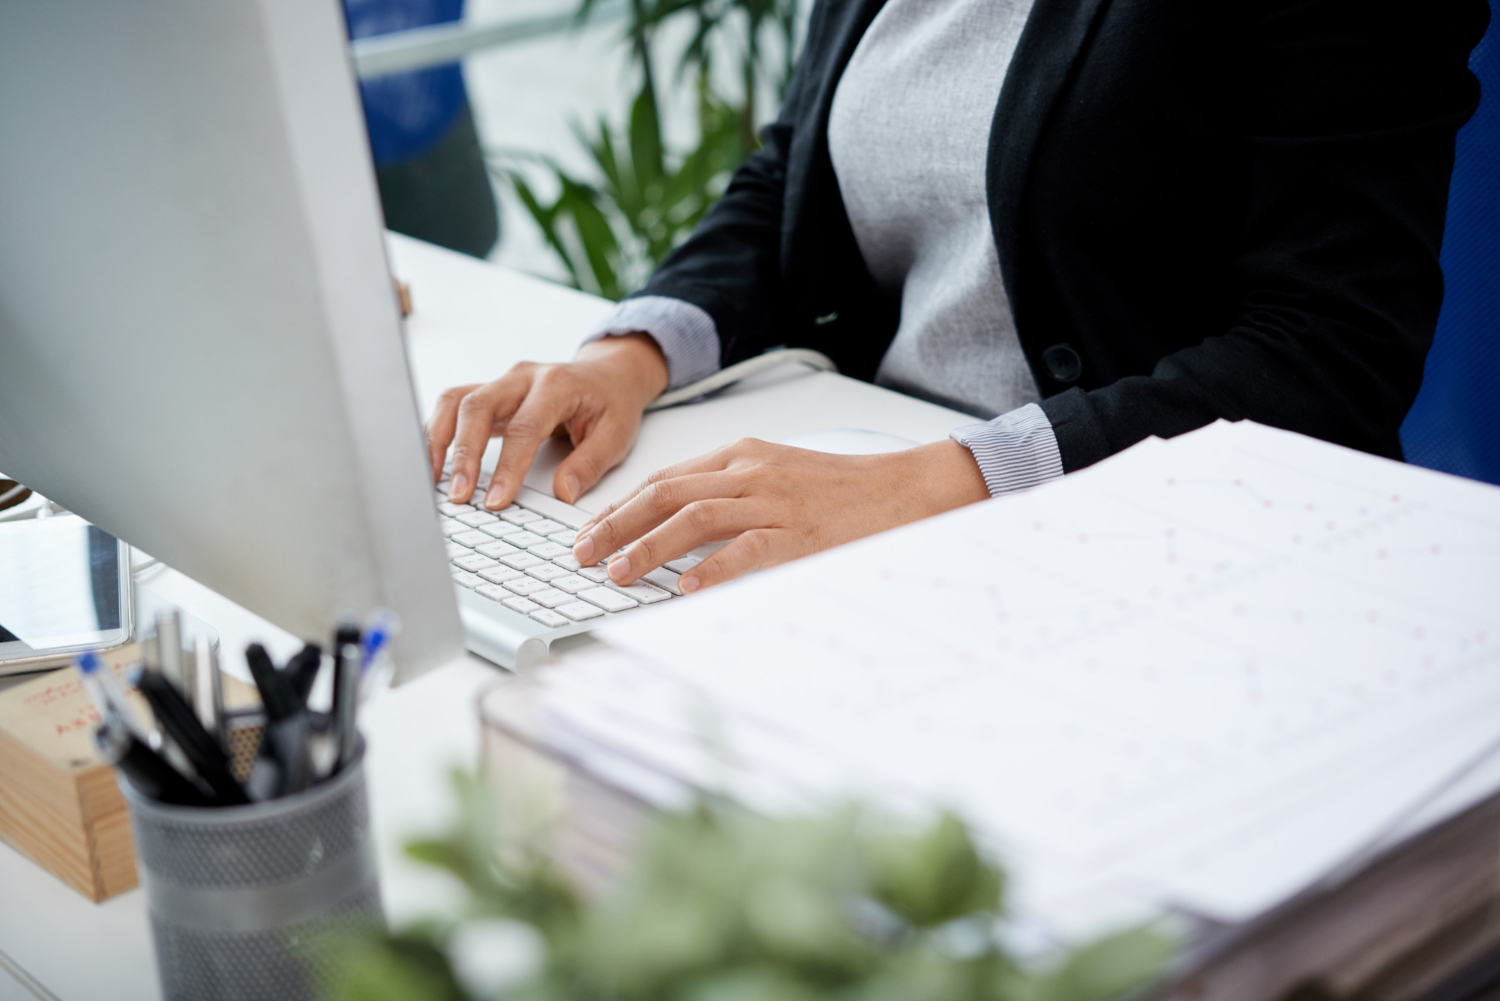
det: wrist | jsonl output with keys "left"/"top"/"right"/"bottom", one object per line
{"left": 578, "top": 331, "right": 670, "bottom": 406}
{"left": 899, "top": 440, "right": 991, "bottom": 515}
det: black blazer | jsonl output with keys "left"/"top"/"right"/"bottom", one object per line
{"left": 632, "top": 0, "right": 1489, "bottom": 472}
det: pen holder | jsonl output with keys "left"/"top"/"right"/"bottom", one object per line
{"left": 122, "top": 743, "right": 382, "bottom": 1001}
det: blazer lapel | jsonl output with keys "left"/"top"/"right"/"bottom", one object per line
{"left": 987, "top": 0, "right": 1116, "bottom": 319}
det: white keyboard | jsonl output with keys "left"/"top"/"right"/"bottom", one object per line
{"left": 435, "top": 472, "right": 700, "bottom": 634}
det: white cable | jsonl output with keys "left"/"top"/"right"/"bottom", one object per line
{"left": 644, "top": 348, "right": 838, "bottom": 412}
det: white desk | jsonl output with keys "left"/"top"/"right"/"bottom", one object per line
{"left": 0, "top": 234, "right": 979, "bottom": 1001}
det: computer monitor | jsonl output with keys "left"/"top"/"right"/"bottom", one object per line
{"left": 0, "top": 0, "right": 464, "bottom": 682}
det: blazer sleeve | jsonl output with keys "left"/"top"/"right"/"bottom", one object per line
{"left": 1039, "top": 0, "right": 1490, "bottom": 471}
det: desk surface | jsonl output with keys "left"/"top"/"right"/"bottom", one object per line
{"left": 0, "top": 234, "right": 979, "bottom": 1001}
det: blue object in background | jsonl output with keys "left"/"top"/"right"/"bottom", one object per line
{"left": 343, "top": 0, "right": 468, "bottom": 167}
{"left": 1400, "top": 0, "right": 1500, "bottom": 485}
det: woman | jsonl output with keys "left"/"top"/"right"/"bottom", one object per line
{"left": 427, "top": 0, "right": 1488, "bottom": 595}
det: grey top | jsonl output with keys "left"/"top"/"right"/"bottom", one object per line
{"left": 827, "top": 0, "right": 1039, "bottom": 420}
{"left": 587, "top": 0, "right": 1063, "bottom": 497}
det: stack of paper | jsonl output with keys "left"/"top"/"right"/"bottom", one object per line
{"left": 524, "top": 421, "right": 1500, "bottom": 938}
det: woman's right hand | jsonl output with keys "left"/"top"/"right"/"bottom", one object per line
{"left": 424, "top": 332, "right": 669, "bottom": 510}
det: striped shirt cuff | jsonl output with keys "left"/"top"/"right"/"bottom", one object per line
{"left": 582, "top": 295, "right": 721, "bottom": 391}
{"left": 950, "top": 402, "right": 1065, "bottom": 497}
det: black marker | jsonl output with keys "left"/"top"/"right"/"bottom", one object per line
{"left": 134, "top": 670, "right": 248, "bottom": 806}
{"left": 285, "top": 643, "right": 323, "bottom": 710}
{"left": 331, "top": 624, "right": 362, "bottom": 772}
{"left": 95, "top": 716, "right": 210, "bottom": 807}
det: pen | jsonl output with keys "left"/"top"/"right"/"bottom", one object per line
{"left": 267, "top": 712, "right": 312, "bottom": 796}
{"left": 245, "top": 643, "right": 293, "bottom": 721}
{"left": 134, "top": 669, "right": 249, "bottom": 806}
{"left": 332, "top": 624, "right": 361, "bottom": 771}
{"left": 245, "top": 643, "right": 312, "bottom": 796}
{"left": 156, "top": 609, "right": 190, "bottom": 705}
{"left": 194, "top": 633, "right": 225, "bottom": 742}
{"left": 95, "top": 714, "right": 211, "bottom": 807}
{"left": 76, "top": 652, "right": 149, "bottom": 742}
{"left": 285, "top": 643, "right": 323, "bottom": 709}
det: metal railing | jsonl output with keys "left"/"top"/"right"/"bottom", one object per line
{"left": 350, "top": 1, "right": 626, "bottom": 79}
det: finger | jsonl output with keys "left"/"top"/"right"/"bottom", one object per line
{"left": 580, "top": 442, "right": 745, "bottom": 537}
{"left": 606, "top": 498, "right": 761, "bottom": 585}
{"left": 483, "top": 389, "right": 574, "bottom": 510}
{"left": 573, "top": 471, "right": 739, "bottom": 566}
{"left": 425, "top": 385, "right": 478, "bottom": 484}
{"left": 448, "top": 371, "right": 531, "bottom": 502}
{"left": 552, "top": 415, "right": 635, "bottom": 505}
{"left": 676, "top": 528, "right": 785, "bottom": 593}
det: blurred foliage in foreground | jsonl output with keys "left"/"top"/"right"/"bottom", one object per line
{"left": 325, "top": 770, "right": 1175, "bottom": 1001}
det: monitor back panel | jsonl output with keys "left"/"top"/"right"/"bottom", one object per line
{"left": 0, "top": 0, "right": 463, "bottom": 679}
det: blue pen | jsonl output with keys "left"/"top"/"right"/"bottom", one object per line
{"left": 359, "top": 610, "right": 400, "bottom": 672}
{"left": 77, "top": 652, "right": 149, "bottom": 741}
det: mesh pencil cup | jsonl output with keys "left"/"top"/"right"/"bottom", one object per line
{"left": 121, "top": 743, "right": 383, "bottom": 1001}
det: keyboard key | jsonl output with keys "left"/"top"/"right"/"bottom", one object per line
{"left": 505, "top": 531, "right": 546, "bottom": 548}
{"left": 453, "top": 553, "right": 500, "bottom": 573}
{"left": 476, "top": 583, "right": 513, "bottom": 602}
{"left": 529, "top": 609, "right": 569, "bottom": 628}
{"left": 548, "top": 530, "right": 579, "bottom": 547}
{"left": 526, "top": 519, "right": 567, "bottom": 537}
{"left": 503, "top": 577, "right": 551, "bottom": 596}
{"left": 500, "top": 508, "right": 542, "bottom": 526}
{"left": 552, "top": 574, "right": 594, "bottom": 594}
{"left": 446, "top": 542, "right": 470, "bottom": 559}
{"left": 664, "top": 555, "right": 702, "bottom": 574}
{"left": 478, "top": 566, "right": 525, "bottom": 584}
{"left": 499, "top": 552, "right": 545, "bottom": 570}
{"left": 528, "top": 541, "right": 572, "bottom": 560}
{"left": 643, "top": 567, "right": 683, "bottom": 595}
{"left": 579, "top": 566, "right": 610, "bottom": 583}
{"left": 435, "top": 489, "right": 450, "bottom": 503}
{"left": 456, "top": 510, "right": 500, "bottom": 527}
{"left": 478, "top": 521, "right": 524, "bottom": 539}
{"left": 556, "top": 601, "right": 604, "bottom": 622}
{"left": 502, "top": 596, "right": 540, "bottom": 613}
{"left": 454, "top": 529, "right": 492, "bottom": 547}
{"left": 438, "top": 501, "right": 471, "bottom": 516}
{"left": 579, "top": 587, "right": 639, "bottom": 612}
{"left": 530, "top": 588, "right": 572, "bottom": 609}
{"left": 452, "top": 570, "right": 483, "bottom": 589}
{"left": 514, "top": 486, "right": 589, "bottom": 529}
{"left": 607, "top": 580, "right": 672, "bottom": 604}
{"left": 476, "top": 540, "right": 523, "bottom": 560}
{"left": 439, "top": 519, "right": 467, "bottom": 537}
{"left": 526, "top": 563, "right": 569, "bottom": 582}
{"left": 552, "top": 556, "right": 581, "bottom": 572}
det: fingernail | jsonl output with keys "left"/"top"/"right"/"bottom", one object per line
{"left": 484, "top": 485, "right": 504, "bottom": 510}
{"left": 608, "top": 555, "right": 631, "bottom": 582}
{"left": 561, "top": 473, "right": 580, "bottom": 502}
{"left": 448, "top": 472, "right": 468, "bottom": 502}
{"left": 679, "top": 574, "right": 700, "bottom": 594}
{"left": 573, "top": 535, "right": 594, "bottom": 563}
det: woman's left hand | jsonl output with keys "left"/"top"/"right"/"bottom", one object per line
{"left": 571, "top": 438, "right": 991, "bottom": 593}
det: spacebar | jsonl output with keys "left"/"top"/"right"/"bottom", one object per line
{"left": 514, "top": 485, "right": 591, "bottom": 530}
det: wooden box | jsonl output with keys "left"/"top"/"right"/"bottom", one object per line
{"left": 0, "top": 645, "right": 149, "bottom": 901}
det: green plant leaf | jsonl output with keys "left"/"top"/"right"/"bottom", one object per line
{"left": 322, "top": 934, "right": 466, "bottom": 1001}
{"left": 1032, "top": 926, "right": 1178, "bottom": 1001}
{"left": 627, "top": 82, "right": 665, "bottom": 194}
{"left": 558, "top": 178, "right": 624, "bottom": 300}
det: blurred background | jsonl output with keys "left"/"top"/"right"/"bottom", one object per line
{"left": 344, "top": 0, "right": 810, "bottom": 299}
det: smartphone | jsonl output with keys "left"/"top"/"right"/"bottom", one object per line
{"left": 0, "top": 512, "right": 133, "bottom": 675}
